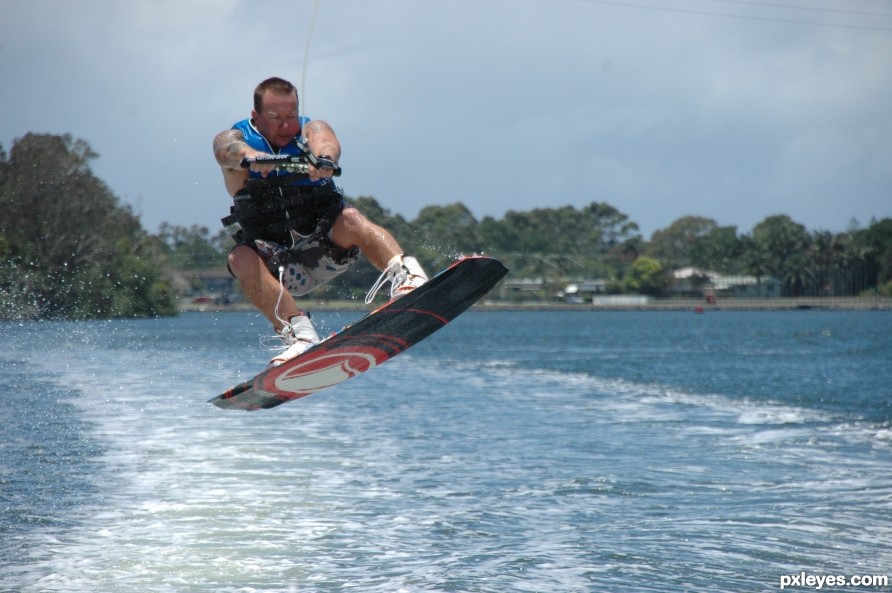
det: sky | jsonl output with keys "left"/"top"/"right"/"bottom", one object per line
{"left": 1, "top": 0, "right": 891, "bottom": 240}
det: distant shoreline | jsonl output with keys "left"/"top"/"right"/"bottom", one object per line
{"left": 179, "top": 296, "right": 892, "bottom": 314}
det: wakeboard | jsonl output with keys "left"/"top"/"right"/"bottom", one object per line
{"left": 209, "top": 255, "right": 508, "bottom": 410}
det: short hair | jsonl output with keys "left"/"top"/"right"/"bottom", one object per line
{"left": 253, "top": 77, "right": 298, "bottom": 113}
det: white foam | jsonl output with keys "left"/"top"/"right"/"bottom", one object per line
{"left": 6, "top": 314, "right": 892, "bottom": 593}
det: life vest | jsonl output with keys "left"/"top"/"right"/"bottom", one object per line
{"left": 221, "top": 118, "right": 344, "bottom": 244}
{"left": 230, "top": 117, "right": 329, "bottom": 184}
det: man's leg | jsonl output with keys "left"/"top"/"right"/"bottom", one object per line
{"left": 330, "top": 207, "right": 428, "bottom": 299}
{"left": 330, "top": 207, "right": 402, "bottom": 269}
{"left": 228, "top": 244, "right": 303, "bottom": 333}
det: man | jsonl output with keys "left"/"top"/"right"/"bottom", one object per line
{"left": 213, "top": 77, "right": 427, "bottom": 366}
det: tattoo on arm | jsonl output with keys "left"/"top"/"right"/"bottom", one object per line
{"left": 304, "top": 120, "right": 333, "bottom": 135}
{"left": 213, "top": 129, "right": 248, "bottom": 168}
{"left": 304, "top": 120, "right": 341, "bottom": 162}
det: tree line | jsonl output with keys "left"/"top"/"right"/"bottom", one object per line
{"left": 152, "top": 185, "right": 892, "bottom": 301}
{"left": 2, "top": 133, "right": 890, "bottom": 320}
{"left": 344, "top": 198, "right": 892, "bottom": 300}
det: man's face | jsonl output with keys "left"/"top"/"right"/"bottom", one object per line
{"left": 253, "top": 90, "right": 300, "bottom": 149}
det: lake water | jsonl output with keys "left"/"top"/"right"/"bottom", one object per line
{"left": 1, "top": 309, "right": 891, "bottom": 592}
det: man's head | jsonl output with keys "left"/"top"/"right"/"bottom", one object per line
{"left": 252, "top": 77, "right": 301, "bottom": 149}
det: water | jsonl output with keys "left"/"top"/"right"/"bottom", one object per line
{"left": 1, "top": 310, "right": 891, "bottom": 593}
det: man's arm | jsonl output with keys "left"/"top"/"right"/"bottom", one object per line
{"left": 213, "top": 129, "right": 265, "bottom": 197}
{"left": 303, "top": 120, "right": 341, "bottom": 180}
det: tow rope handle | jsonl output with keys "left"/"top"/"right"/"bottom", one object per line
{"left": 240, "top": 155, "right": 341, "bottom": 177}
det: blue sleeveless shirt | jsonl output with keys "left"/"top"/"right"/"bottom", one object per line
{"left": 231, "top": 116, "right": 329, "bottom": 187}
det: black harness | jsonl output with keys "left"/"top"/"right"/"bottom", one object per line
{"left": 221, "top": 177, "right": 345, "bottom": 245}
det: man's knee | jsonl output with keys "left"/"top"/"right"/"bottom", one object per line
{"left": 332, "top": 207, "right": 373, "bottom": 246}
{"left": 228, "top": 244, "right": 262, "bottom": 278}
{"left": 336, "top": 207, "right": 367, "bottom": 232}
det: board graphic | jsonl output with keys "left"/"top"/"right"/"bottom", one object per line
{"left": 210, "top": 256, "right": 508, "bottom": 410}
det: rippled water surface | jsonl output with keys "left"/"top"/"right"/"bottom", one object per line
{"left": 2, "top": 310, "right": 891, "bottom": 592}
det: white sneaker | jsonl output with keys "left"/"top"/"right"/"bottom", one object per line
{"left": 364, "top": 255, "right": 428, "bottom": 304}
{"left": 269, "top": 314, "right": 320, "bottom": 367}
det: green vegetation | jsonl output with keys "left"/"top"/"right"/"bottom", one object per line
{"left": 0, "top": 133, "right": 176, "bottom": 320}
{"left": 348, "top": 199, "right": 892, "bottom": 301}
{"left": 2, "top": 133, "right": 890, "bottom": 319}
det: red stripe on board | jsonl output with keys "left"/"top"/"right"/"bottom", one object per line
{"left": 384, "top": 307, "right": 450, "bottom": 325}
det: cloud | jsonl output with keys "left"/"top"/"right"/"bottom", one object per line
{"left": 2, "top": 0, "right": 890, "bottom": 240}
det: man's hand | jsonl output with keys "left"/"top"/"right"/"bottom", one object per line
{"left": 308, "top": 155, "right": 338, "bottom": 181}
{"left": 244, "top": 150, "right": 280, "bottom": 177}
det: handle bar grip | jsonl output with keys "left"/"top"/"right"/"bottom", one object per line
{"left": 240, "top": 156, "right": 341, "bottom": 177}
